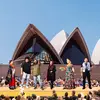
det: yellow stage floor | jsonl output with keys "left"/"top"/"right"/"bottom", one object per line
{"left": 0, "top": 87, "right": 100, "bottom": 96}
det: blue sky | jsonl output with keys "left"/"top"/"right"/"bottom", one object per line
{"left": 0, "top": 0, "right": 100, "bottom": 64}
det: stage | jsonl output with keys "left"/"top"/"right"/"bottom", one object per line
{"left": 0, "top": 87, "right": 100, "bottom": 96}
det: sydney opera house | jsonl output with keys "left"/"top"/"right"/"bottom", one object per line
{"left": 0, "top": 24, "right": 100, "bottom": 79}
{"left": 12, "top": 24, "right": 90, "bottom": 65}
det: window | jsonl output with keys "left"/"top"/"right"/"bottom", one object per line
{"left": 25, "top": 43, "right": 52, "bottom": 63}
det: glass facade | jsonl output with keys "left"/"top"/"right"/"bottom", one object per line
{"left": 62, "top": 39, "right": 85, "bottom": 64}
{"left": 25, "top": 43, "right": 52, "bottom": 63}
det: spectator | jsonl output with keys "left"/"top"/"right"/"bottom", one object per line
{"left": 0, "top": 77, "right": 5, "bottom": 87}
{"left": 93, "top": 90, "right": 100, "bottom": 99}
{"left": 88, "top": 91, "right": 93, "bottom": 99}
{"left": 77, "top": 94, "right": 81, "bottom": 100}
{"left": 26, "top": 96, "right": 32, "bottom": 100}
{"left": 70, "top": 91, "right": 78, "bottom": 100}
{"left": 63, "top": 92, "right": 70, "bottom": 100}
{"left": 0, "top": 95, "right": 5, "bottom": 99}
{"left": 20, "top": 96, "right": 26, "bottom": 100}
{"left": 5, "top": 96, "right": 10, "bottom": 100}
{"left": 55, "top": 77, "right": 64, "bottom": 87}
{"left": 32, "top": 94, "right": 37, "bottom": 100}
{"left": 16, "top": 95, "right": 21, "bottom": 100}
{"left": 52, "top": 90, "right": 58, "bottom": 100}
{"left": 58, "top": 96, "right": 63, "bottom": 100}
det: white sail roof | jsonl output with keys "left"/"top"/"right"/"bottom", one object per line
{"left": 50, "top": 30, "right": 68, "bottom": 54}
{"left": 91, "top": 39, "right": 100, "bottom": 64}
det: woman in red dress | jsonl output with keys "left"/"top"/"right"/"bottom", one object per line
{"left": 7, "top": 60, "right": 16, "bottom": 90}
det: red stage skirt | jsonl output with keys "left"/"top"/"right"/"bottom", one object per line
{"left": 9, "top": 77, "right": 15, "bottom": 89}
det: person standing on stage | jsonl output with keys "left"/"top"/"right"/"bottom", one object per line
{"left": 47, "top": 60, "right": 56, "bottom": 89}
{"left": 60, "top": 59, "right": 75, "bottom": 89}
{"left": 31, "top": 59, "right": 43, "bottom": 90}
{"left": 7, "top": 60, "right": 16, "bottom": 90}
{"left": 81, "top": 58, "right": 92, "bottom": 89}
{"left": 20, "top": 57, "right": 31, "bottom": 88}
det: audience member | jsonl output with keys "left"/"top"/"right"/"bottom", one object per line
{"left": 0, "top": 90, "right": 100, "bottom": 100}
{"left": 63, "top": 92, "right": 70, "bottom": 100}
{"left": 77, "top": 94, "right": 81, "bottom": 100}
{"left": 52, "top": 90, "right": 58, "bottom": 100}
{"left": 70, "top": 91, "right": 78, "bottom": 100}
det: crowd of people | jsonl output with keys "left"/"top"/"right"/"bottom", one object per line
{"left": 0, "top": 90, "right": 100, "bottom": 100}
{"left": 0, "top": 57, "right": 100, "bottom": 89}
{"left": 0, "top": 57, "right": 100, "bottom": 100}
{"left": 4, "top": 57, "right": 94, "bottom": 90}
{"left": 0, "top": 76, "right": 100, "bottom": 89}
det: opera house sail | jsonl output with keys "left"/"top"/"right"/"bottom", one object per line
{"left": 50, "top": 30, "right": 68, "bottom": 54}
{"left": 59, "top": 27, "right": 90, "bottom": 65}
{"left": 12, "top": 24, "right": 63, "bottom": 64}
{"left": 91, "top": 39, "right": 100, "bottom": 65}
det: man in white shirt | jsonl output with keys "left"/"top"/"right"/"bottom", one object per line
{"left": 81, "top": 58, "right": 92, "bottom": 89}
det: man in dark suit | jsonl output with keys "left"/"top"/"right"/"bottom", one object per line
{"left": 81, "top": 58, "right": 92, "bottom": 89}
